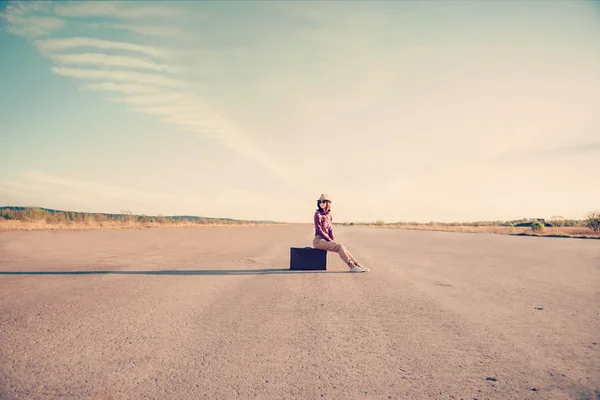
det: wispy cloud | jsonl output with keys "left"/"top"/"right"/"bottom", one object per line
{"left": 2, "top": 0, "right": 400, "bottom": 185}
{"left": 0, "top": 171, "right": 276, "bottom": 219}
{"left": 106, "top": 92, "right": 284, "bottom": 170}
{"left": 51, "top": 67, "right": 183, "bottom": 88}
{"left": 1, "top": 0, "right": 290, "bottom": 180}
{"left": 0, "top": 181, "right": 48, "bottom": 196}
{"left": 3, "top": 15, "right": 64, "bottom": 38}
{"left": 495, "top": 141, "right": 600, "bottom": 163}
{"left": 106, "top": 24, "right": 185, "bottom": 38}
{"left": 36, "top": 37, "right": 168, "bottom": 58}
{"left": 53, "top": 1, "right": 181, "bottom": 19}
{"left": 1, "top": 1, "right": 63, "bottom": 38}
{"left": 23, "top": 171, "right": 170, "bottom": 203}
{"left": 0, "top": 171, "right": 184, "bottom": 214}
{"left": 115, "top": 93, "right": 197, "bottom": 107}
{"left": 132, "top": 106, "right": 189, "bottom": 116}
{"left": 81, "top": 83, "right": 164, "bottom": 94}
{"left": 49, "top": 53, "right": 166, "bottom": 71}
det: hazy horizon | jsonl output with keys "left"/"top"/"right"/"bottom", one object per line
{"left": 1, "top": 1, "right": 599, "bottom": 224}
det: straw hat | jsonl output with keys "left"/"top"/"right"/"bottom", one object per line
{"left": 318, "top": 194, "right": 332, "bottom": 203}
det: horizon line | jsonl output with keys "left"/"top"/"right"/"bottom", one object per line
{"left": 0, "top": 205, "right": 587, "bottom": 224}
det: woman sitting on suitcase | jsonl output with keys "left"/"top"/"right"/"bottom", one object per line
{"left": 313, "top": 194, "right": 369, "bottom": 272}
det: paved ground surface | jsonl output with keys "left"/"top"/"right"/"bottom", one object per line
{"left": 0, "top": 224, "right": 598, "bottom": 400}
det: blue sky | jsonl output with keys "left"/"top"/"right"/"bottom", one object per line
{"left": 1, "top": 0, "right": 599, "bottom": 223}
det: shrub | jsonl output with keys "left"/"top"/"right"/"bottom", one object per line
{"left": 584, "top": 210, "right": 600, "bottom": 234}
{"left": 74, "top": 212, "right": 86, "bottom": 222}
{"left": 23, "top": 207, "right": 47, "bottom": 221}
{"left": 531, "top": 221, "right": 544, "bottom": 232}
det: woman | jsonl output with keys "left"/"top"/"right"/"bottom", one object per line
{"left": 313, "top": 194, "right": 369, "bottom": 272}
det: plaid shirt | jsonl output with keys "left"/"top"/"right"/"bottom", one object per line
{"left": 314, "top": 210, "right": 335, "bottom": 241}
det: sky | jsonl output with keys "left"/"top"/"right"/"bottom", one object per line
{"left": 0, "top": 0, "right": 599, "bottom": 224}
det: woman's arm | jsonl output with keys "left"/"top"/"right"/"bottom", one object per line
{"left": 328, "top": 215, "right": 335, "bottom": 241}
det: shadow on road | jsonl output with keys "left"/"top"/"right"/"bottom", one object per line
{"left": 0, "top": 268, "right": 356, "bottom": 275}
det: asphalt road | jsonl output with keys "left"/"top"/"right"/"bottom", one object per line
{"left": 1, "top": 224, "right": 598, "bottom": 399}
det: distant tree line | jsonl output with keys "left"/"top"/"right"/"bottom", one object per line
{"left": 340, "top": 218, "right": 585, "bottom": 228}
{"left": 0, "top": 207, "right": 271, "bottom": 225}
{"left": 339, "top": 213, "right": 600, "bottom": 235}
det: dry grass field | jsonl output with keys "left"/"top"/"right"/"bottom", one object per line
{"left": 0, "top": 219, "right": 267, "bottom": 231}
{"left": 375, "top": 224, "right": 598, "bottom": 239}
{"left": 1, "top": 206, "right": 598, "bottom": 240}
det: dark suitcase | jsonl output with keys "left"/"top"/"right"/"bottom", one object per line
{"left": 290, "top": 247, "right": 327, "bottom": 270}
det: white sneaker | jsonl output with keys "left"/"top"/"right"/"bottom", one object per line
{"left": 348, "top": 265, "right": 365, "bottom": 273}
{"left": 355, "top": 263, "right": 370, "bottom": 272}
